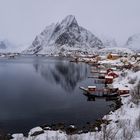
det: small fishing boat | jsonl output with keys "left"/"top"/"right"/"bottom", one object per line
{"left": 79, "top": 86, "right": 96, "bottom": 93}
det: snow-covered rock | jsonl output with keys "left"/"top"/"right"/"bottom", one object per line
{"left": 126, "top": 33, "right": 140, "bottom": 52}
{"left": 24, "top": 15, "right": 104, "bottom": 56}
{"left": 12, "top": 134, "right": 24, "bottom": 140}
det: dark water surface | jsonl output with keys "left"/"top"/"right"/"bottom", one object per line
{"left": 0, "top": 56, "right": 115, "bottom": 134}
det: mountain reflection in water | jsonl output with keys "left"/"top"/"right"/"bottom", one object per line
{"left": 33, "top": 60, "right": 88, "bottom": 92}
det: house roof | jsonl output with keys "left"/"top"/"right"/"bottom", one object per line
{"left": 105, "top": 76, "right": 113, "bottom": 79}
{"left": 111, "top": 54, "right": 119, "bottom": 56}
{"left": 88, "top": 86, "right": 96, "bottom": 88}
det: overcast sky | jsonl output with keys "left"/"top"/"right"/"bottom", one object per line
{"left": 0, "top": 0, "right": 140, "bottom": 45}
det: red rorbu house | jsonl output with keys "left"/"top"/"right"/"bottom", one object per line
{"left": 105, "top": 76, "right": 113, "bottom": 84}
{"left": 108, "top": 71, "right": 119, "bottom": 79}
{"left": 117, "top": 87, "right": 130, "bottom": 97}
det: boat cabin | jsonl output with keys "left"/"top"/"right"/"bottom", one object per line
{"left": 88, "top": 86, "right": 96, "bottom": 92}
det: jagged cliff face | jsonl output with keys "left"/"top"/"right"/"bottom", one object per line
{"left": 25, "top": 15, "right": 104, "bottom": 55}
{"left": 126, "top": 34, "right": 140, "bottom": 52}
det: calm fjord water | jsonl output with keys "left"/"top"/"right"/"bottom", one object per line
{"left": 0, "top": 56, "right": 115, "bottom": 134}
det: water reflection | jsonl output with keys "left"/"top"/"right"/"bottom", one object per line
{"left": 33, "top": 60, "right": 89, "bottom": 92}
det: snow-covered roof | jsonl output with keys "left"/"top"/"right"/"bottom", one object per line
{"left": 105, "top": 76, "right": 113, "bottom": 79}
{"left": 88, "top": 86, "right": 96, "bottom": 88}
{"left": 111, "top": 53, "right": 119, "bottom": 56}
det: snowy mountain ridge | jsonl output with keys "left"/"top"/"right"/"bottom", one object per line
{"left": 25, "top": 15, "right": 104, "bottom": 56}
{"left": 97, "top": 47, "right": 134, "bottom": 55}
{"left": 0, "top": 39, "right": 18, "bottom": 53}
{"left": 98, "top": 35, "right": 118, "bottom": 48}
{"left": 125, "top": 33, "right": 140, "bottom": 52}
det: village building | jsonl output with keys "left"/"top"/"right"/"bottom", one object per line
{"left": 105, "top": 76, "right": 114, "bottom": 84}
{"left": 96, "top": 55, "right": 106, "bottom": 61}
{"left": 107, "top": 53, "right": 120, "bottom": 60}
{"left": 108, "top": 71, "right": 119, "bottom": 78}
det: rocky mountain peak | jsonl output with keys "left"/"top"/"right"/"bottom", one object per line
{"left": 60, "top": 15, "right": 78, "bottom": 28}
{"left": 25, "top": 15, "right": 104, "bottom": 55}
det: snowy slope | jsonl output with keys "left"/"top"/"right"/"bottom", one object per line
{"left": 97, "top": 47, "right": 134, "bottom": 55}
{"left": 99, "top": 35, "right": 118, "bottom": 48}
{"left": 125, "top": 33, "right": 140, "bottom": 52}
{"left": 25, "top": 15, "right": 104, "bottom": 56}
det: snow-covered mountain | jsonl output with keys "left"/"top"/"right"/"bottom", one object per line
{"left": 25, "top": 15, "right": 104, "bottom": 56}
{"left": 0, "top": 39, "right": 30, "bottom": 53}
{"left": 0, "top": 39, "right": 15, "bottom": 52}
{"left": 0, "top": 40, "right": 7, "bottom": 49}
{"left": 0, "top": 39, "right": 19, "bottom": 53}
{"left": 125, "top": 33, "right": 140, "bottom": 52}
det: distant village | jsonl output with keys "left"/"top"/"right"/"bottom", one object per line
{"left": 71, "top": 52, "right": 140, "bottom": 98}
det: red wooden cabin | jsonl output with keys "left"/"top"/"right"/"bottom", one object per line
{"left": 108, "top": 72, "right": 119, "bottom": 78}
{"left": 105, "top": 76, "right": 113, "bottom": 84}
